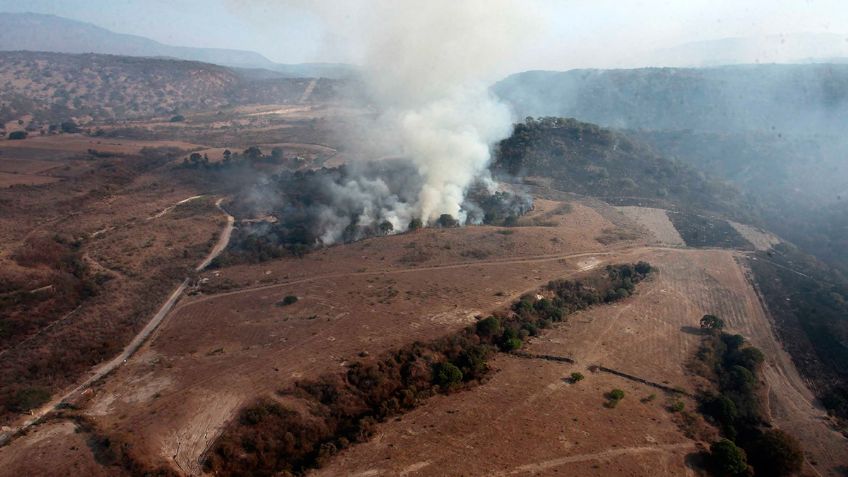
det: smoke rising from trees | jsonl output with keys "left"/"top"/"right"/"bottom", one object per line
{"left": 238, "top": 0, "right": 542, "bottom": 242}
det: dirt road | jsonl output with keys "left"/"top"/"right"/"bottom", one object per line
{"left": 0, "top": 198, "right": 234, "bottom": 446}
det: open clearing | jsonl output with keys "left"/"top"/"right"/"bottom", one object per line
{"left": 316, "top": 248, "right": 848, "bottom": 477}
{"left": 1, "top": 195, "right": 834, "bottom": 476}
{"left": 616, "top": 206, "right": 685, "bottom": 246}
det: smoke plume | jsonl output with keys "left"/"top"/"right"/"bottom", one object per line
{"left": 238, "top": 1, "right": 541, "bottom": 243}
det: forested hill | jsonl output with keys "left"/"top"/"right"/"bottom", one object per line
{"left": 493, "top": 65, "right": 848, "bottom": 135}
{"left": 492, "top": 117, "right": 755, "bottom": 222}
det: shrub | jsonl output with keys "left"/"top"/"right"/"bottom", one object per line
{"left": 408, "top": 218, "right": 423, "bottom": 231}
{"left": 8, "top": 131, "right": 27, "bottom": 140}
{"left": 277, "top": 295, "right": 298, "bottom": 306}
{"left": 60, "top": 120, "right": 80, "bottom": 133}
{"left": 501, "top": 337, "right": 522, "bottom": 351}
{"left": 170, "top": 115, "right": 185, "bottom": 122}
{"left": 570, "top": 372, "right": 584, "bottom": 383}
{"left": 747, "top": 430, "right": 803, "bottom": 477}
{"left": 700, "top": 314, "right": 725, "bottom": 331}
{"left": 710, "top": 439, "right": 749, "bottom": 476}
{"left": 608, "top": 389, "right": 625, "bottom": 400}
{"left": 433, "top": 362, "right": 463, "bottom": 389}
{"left": 605, "top": 389, "right": 625, "bottom": 407}
{"left": 8, "top": 387, "right": 51, "bottom": 412}
{"left": 436, "top": 214, "right": 459, "bottom": 228}
{"left": 669, "top": 400, "right": 685, "bottom": 412}
{"left": 475, "top": 316, "right": 501, "bottom": 338}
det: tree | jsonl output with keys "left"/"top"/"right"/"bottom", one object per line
{"left": 244, "top": 146, "right": 263, "bottom": 161}
{"left": 700, "top": 314, "right": 725, "bottom": 331}
{"left": 170, "top": 114, "right": 185, "bottom": 122}
{"left": 223, "top": 149, "right": 232, "bottom": 162}
{"left": 476, "top": 316, "right": 501, "bottom": 338}
{"left": 605, "top": 388, "right": 625, "bottom": 408}
{"left": 60, "top": 120, "right": 80, "bottom": 133}
{"left": 710, "top": 439, "right": 748, "bottom": 476}
{"left": 270, "top": 147, "right": 284, "bottom": 163}
{"left": 8, "top": 131, "right": 27, "bottom": 140}
{"left": 434, "top": 362, "right": 463, "bottom": 389}
{"left": 378, "top": 221, "right": 394, "bottom": 235}
{"left": 408, "top": 218, "right": 423, "bottom": 231}
{"left": 570, "top": 372, "right": 585, "bottom": 383}
{"left": 436, "top": 214, "right": 459, "bottom": 228}
{"left": 748, "top": 430, "right": 803, "bottom": 477}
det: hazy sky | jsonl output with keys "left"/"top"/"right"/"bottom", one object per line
{"left": 1, "top": 0, "right": 847, "bottom": 69}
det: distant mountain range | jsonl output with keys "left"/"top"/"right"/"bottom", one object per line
{"left": 650, "top": 33, "right": 848, "bottom": 67}
{"left": 494, "top": 64, "right": 848, "bottom": 135}
{"left": 0, "top": 12, "right": 354, "bottom": 79}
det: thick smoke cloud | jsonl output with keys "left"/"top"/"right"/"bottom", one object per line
{"left": 235, "top": 0, "right": 541, "bottom": 243}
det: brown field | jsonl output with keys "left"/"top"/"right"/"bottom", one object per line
{"left": 616, "top": 206, "right": 685, "bottom": 247}
{"left": 0, "top": 104, "right": 843, "bottom": 477}
{"left": 316, "top": 248, "right": 847, "bottom": 477}
{"left": 0, "top": 134, "right": 203, "bottom": 155}
{"left": 1, "top": 192, "right": 836, "bottom": 476}
{"left": 728, "top": 221, "right": 781, "bottom": 251}
{"left": 0, "top": 172, "right": 61, "bottom": 187}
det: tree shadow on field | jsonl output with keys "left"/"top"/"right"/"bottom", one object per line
{"left": 680, "top": 325, "right": 705, "bottom": 336}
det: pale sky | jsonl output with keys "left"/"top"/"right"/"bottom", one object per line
{"left": 1, "top": 0, "right": 847, "bottom": 69}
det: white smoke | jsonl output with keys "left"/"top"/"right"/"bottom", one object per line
{"left": 231, "top": 0, "right": 542, "bottom": 242}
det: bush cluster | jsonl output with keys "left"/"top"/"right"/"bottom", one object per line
{"left": 698, "top": 330, "right": 803, "bottom": 476}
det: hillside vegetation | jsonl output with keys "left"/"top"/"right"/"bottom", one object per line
{"left": 493, "top": 65, "right": 848, "bottom": 135}
{"left": 0, "top": 51, "right": 339, "bottom": 123}
{"left": 492, "top": 117, "right": 754, "bottom": 222}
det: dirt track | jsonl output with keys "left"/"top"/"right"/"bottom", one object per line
{"left": 0, "top": 198, "right": 234, "bottom": 446}
{"left": 2, "top": 200, "right": 844, "bottom": 476}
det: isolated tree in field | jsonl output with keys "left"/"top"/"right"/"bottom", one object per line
{"left": 8, "top": 131, "right": 27, "bottom": 140}
{"left": 222, "top": 149, "right": 232, "bottom": 162}
{"left": 710, "top": 439, "right": 749, "bottom": 476}
{"left": 378, "top": 221, "right": 393, "bottom": 235}
{"left": 570, "top": 372, "right": 584, "bottom": 383}
{"left": 700, "top": 314, "right": 725, "bottom": 331}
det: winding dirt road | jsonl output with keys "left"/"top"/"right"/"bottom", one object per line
{"left": 0, "top": 198, "right": 234, "bottom": 446}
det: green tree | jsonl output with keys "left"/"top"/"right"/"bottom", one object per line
{"left": 710, "top": 439, "right": 748, "bottom": 476}
{"left": 476, "top": 316, "right": 501, "bottom": 338}
{"left": 436, "top": 214, "right": 459, "bottom": 228}
{"left": 700, "top": 314, "right": 725, "bottom": 331}
{"left": 8, "top": 131, "right": 27, "bottom": 140}
{"left": 748, "top": 430, "right": 803, "bottom": 477}
{"left": 408, "top": 218, "right": 423, "bottom": 231}
{"left": 434, "top": 362, "right": 463, "bottom": 389}
{"left": 379, "top": 221, "right": 394, "bottom": 235}
{"left": 570, "top": 372, "right": 585, "bottom": 383}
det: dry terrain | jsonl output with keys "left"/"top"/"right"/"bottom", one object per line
{"left": 0, "top": 186, "right": 842, "bottom": 476}
{"left": 0, "top": 101, "right": 844, "bottom": 477}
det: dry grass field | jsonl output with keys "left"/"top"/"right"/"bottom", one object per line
{"left": 316, "top": 248, "right": 848, "bottom": 477}
{"left": 0, "top": 191, "right": 837, "bottom": 476}
{"left": 0, "top": 103, "right": 843, "bottom": 477}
